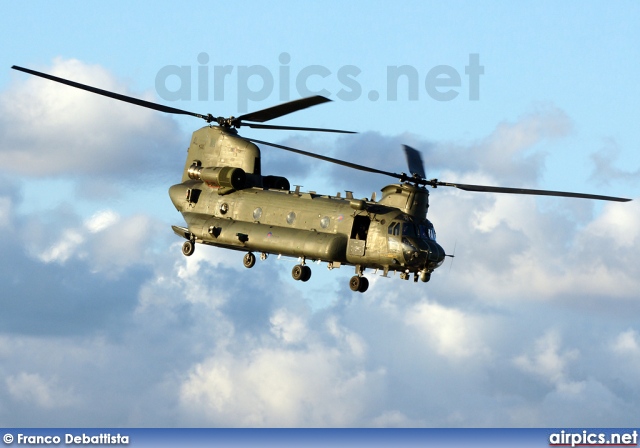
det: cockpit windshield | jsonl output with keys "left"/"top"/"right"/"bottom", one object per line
{"left": 418, "top": 220, "right": 437, "bottom": 241}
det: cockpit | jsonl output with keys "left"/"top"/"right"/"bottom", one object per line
{"left": 388, "top": 218, "right": 437, "bottom": 241}
{"left": 387, "top": 216, "right": 444, "bottom": 269}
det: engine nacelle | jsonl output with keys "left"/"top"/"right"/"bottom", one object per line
{"left": 262, "top": 175, "right": 291, "bottom": 191}
{"left": 188, "top": 164, "right": 246, "bottom": 190}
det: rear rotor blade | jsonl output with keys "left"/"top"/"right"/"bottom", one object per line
{"left": 248, "top": 138, "right": 632, "bottom": 202}
{"left": 436, "top": 181, "right": 631, "bottom": 202}
{"left": 235, "top": 95, "right": 331, "bottom": 123}
{"left": 11, "top": 65, "right": 213, "bottom": 122}
{"left": 403, "top": 145, "right": 426, "bottom": 179}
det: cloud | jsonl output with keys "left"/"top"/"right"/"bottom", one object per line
{"left": 514, "top": 330, "right": 579, "bottom": 387}
{"left": 0, "top": 84, "right": 639, "bottom": 428}
{"left": 1, "top": 58, "right": 185, "bottom": 187}
{"left": 270, "top": 307, "right": 309, "bottom": 344}
{"left": 0, "top": 185, "right": 159, "bottom": 338}
{"left": 6, "top": 372, "right": 79, "bottom": 410}
{"left": 26, "top": 206, "right": 162, "bottom": 276}
{"left": 259, "top": 134, "right": 326, "bottom": 181}
{"left": 179, "top": 342, "right": 384, "bottom": 426}
{"left": 590, "top": 138, "right": 640, "bottom": 187}
{"left": 612, "top": 329, "right": 640, "bottom": 357}
{"left": 319, "top": 105, "right": 573, "bottom": 198}
{"left": 405, "top": 300, "right": 491, "bottom": 359}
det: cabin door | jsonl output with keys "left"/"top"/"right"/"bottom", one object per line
{"left": 347, "top": 215, "right": 371, "bottom": 257}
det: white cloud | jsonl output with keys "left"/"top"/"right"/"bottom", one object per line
{"left": 514, "top": 330, "right": 579, "bottom": 388}
{"left": 327, "top": 105, "right": 572, "bottom": 199}
{"left": 6, "top": 372, "right": 79, "bottom": 409}
{"left": 179, "top": 343, "right": 385, "bottom": 426}
{"left": 38, "top": 228, "right": 85, "bottom": 264}
{"left": 31, "top": 208, "right": 157, "bottom": 275}
{"left": 270, "top": 308, "right": 308, "bottom": 344}
{"left": 405, "top": 300, "right": 491, "bottom": 360}
{"left": 85, "top": 209, "right": 119, "bottom": 233}
{"left": 2, "top": 58, "right": 183, "bottom": 181}
{"left": 325, "top": 315, "right": 368, "bottom": 359}
{"left": 581, "top": 200, "right": 640, "bottom": 248}
{"left": 590, "top": 138, "right": 640, "bottom": 186}
{"left": 612, "top": 329, "right": 640, "bottom": 357}
{"left": 1, "top": 84, "right": 639, "bottom": 428}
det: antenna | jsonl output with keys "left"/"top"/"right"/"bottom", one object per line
{"left": 446, "top": 241, "right": 457, "bottom": 273}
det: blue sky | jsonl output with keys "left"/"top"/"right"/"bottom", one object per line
{"left": 1, "top": 1, "right": 639, "bottom": 427}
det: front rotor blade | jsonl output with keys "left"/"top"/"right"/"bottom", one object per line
{"left": 244, "top": 122, "right": 356, "bottom": 134}
{"left": 236, "top": 95, "right": 331, "bottom": 123}
{"left": 11, "top": 65, "right": 212, "bottom": 122}
{"left": 438, "top": 181, "right": 631, "bottom": 202}
{"left": 246, "top": 138, "right": 401, "bottom": 178}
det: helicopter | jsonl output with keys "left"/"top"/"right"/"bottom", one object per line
{"left": 11, "top": 65, "right": 632, "bottom": 293}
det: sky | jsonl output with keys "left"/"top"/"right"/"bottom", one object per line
{"left": 1, "top": 1, "right": 640, "bottom": 427}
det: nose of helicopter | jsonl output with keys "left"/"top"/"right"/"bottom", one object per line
{"left": 403, "top": 238, "right": 445, "bottom": 269}
{"left": 423, "top": 240, "right": 446, "bottom": 270}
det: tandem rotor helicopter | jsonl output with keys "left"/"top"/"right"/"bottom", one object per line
{"left": 11, "top": 65, "right": 632, "bottom": 293}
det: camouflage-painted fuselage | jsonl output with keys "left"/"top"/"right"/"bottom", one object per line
{"left": 169, "top": 126, "right": 445, "bottom": 284}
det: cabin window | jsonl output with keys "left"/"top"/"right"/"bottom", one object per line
{"left": 320, "top": 216, "right": 330, "bottom": 229}
{"left": 388, "top": 222, "right": 401, "bottom": 236}
{"left": 286, "top": 211, "right": 296, "bottom": 225}
{"left": 253, "top": 207, "right": 263, "bottom": 220}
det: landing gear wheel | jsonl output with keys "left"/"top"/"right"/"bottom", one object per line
{"left": 182, "top": 240, "right": 195, "bottom": 257}
{"left": 349, "top": 275, "right": 369, "bottom": 293}
{"left": 292, "top": 264, "right": 312, "bottom": 282}
{"left": 243, "top": 252, "right": 256, "bottom": 268}
{"left": 292, "top": 264, "right": 304, "bottom": 281}
{"left": 301, "top": 265, "right": 312, "bottom": 282}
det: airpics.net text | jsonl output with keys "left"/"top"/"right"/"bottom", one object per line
{"left": 155, "top": 52, "right": 484, "bottom": 112}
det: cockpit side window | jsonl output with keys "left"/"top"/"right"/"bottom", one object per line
{"left": 402, "top": 222, "right": 416, "bottom": 237}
